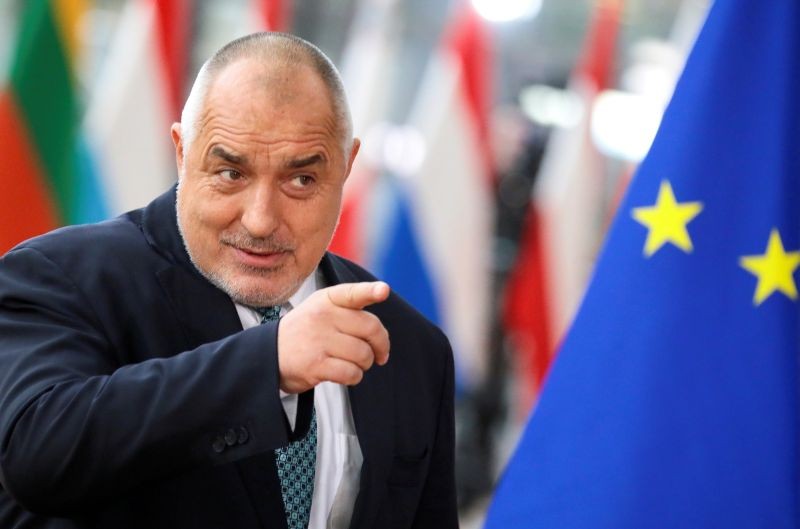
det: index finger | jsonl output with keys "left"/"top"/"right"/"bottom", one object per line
{"left": 325, "top": 281, "right": 390, "bottom": 310}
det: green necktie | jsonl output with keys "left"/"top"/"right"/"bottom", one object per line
{"left": 256, "top": 306, "right": 317, "bottom": 529}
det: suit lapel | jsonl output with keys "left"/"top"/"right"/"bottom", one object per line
{"left": 347, "top": 363, "right": 394, "bottom": 529}
{"left": 141, "top": 186, "right": 242, "bottom": 347}
{"left": 154, "top": 265, "right": 243, "bottom": 349}
{"left": 320, "top": 255, "right": 395, "bottom": 529}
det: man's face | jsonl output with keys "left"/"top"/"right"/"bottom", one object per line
{"left": 174, "top": 59, "right": 358, "bottom": 307}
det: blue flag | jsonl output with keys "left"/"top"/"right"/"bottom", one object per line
{"left": 485, "top": 0, "right": 800, "bottom": 527}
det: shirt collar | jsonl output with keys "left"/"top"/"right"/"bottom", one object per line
{"left": 285, "top": 268, "right": 320, "bottom": 311}
{"left": 234, "top": 267, "right": 321, "bottom": 325}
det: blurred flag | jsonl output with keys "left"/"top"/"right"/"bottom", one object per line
{"left": 0, "top": 0, "right": 106, "bottom": 254}
{"left": 257, "top": 0, "right": 291, "bottom": 31}
{"left": 329, "top": 0, "right": 398, "bottom": 264}
{"left": 376, "top": 4, "right": 494, "bottom": 391}
{"left": 241, "top": 0, "right": 293, "bottom": 32}
{"left": 486, "top": 0, "right": 800, "bottom": 526}
{"left": 83, "top": 0, "right": 191, "bottom": 216}
{"left": 504, "top": 0, "right": 622, "bottom": 397}
{"left": 502, "top": 207, "right": 552, "bottom": 402}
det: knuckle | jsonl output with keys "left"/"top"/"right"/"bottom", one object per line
{"left": 359, "top": 342, "right": 375, "bottom": 368}
{"left": 364, "top": 316, "right": 381, "bottom": 335}
{"left": 320, "top": 345, "right": 335, "bottom": 361}
{"left": 322, "top": 360, "right": 340, "bottom": 383}
{"left": 331, "top": 362, "right": 356, "bottom": 385}
{"left": 325, "top": 287, "right": 340, "bottom": 306}
{"left": 347, "top": 367, "right": 364, "bottom": 385}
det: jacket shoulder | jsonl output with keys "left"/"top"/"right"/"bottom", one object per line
{"left": 5, "top": 211, "right": 150, "bottom": 271}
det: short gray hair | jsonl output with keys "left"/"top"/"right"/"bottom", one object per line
{"left": 180, "top": 32, "right": 352, "bottom": 156}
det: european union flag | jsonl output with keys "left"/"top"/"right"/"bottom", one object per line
{"left": 485, "top": 0, "right": 800, "bottom": 527}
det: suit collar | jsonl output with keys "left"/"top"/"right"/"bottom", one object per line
{"left": 141, "top": 185, "right": 199, "bottom": 273}
{"left": 140, "top": 186, "right": 242, "bottom": 347}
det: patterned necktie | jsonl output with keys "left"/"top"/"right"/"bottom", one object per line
{"left": 256, "top": 306, "right": 317, "bottom": 529}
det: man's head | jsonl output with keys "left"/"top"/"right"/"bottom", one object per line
{"left": 173, "top": 33, "right": 359, "bottom": 307}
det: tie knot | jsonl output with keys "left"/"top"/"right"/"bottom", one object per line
{"left": 254, "top": 306, "right": 281, "bottom": 323}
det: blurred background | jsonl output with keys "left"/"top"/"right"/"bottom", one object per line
{"left": 0, "top": 0, "right": 710, "bottom": 525}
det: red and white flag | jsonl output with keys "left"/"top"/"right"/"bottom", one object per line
{"left": 247, "top": 0, "right": 291, "bottom": 32}
{"left": 404, "top": 4, "right": 495, "bottom": 388}
{"left": 83, "top": 0, "right": 192, "bottom": 215}
{"left": 329, "top": 0, "right": 398, "bottom": 264}
{"left": 505, "top": 0, "right": 623, "bottom": 400}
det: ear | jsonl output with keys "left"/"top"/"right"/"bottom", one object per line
{"left": 343, "top": 138, "right": 361, "bottom": 182}
{"left": 171, "top": 123, "right": 184, "bottom": 177}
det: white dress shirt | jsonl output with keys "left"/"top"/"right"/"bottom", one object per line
{"left": 234, "top": 269, "right": 363, "bottom": 529}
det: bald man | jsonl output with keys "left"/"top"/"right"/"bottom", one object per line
{"left": 0, "top": 33, "right": 457, "bottom": 529}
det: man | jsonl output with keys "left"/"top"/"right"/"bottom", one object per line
{"left": 0, "top": 33, "right": 457, "bottom": 529}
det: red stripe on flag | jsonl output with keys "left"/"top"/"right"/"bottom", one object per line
{"left": 0, "top": 92, "right": 59, "bottom": 254}
{"left": 576, "top": 0, "right": 622, "bottom": 88}
{"left": 329, "top": 165, "right": 374, "bottom": 263}
{"left": 503, "top": 207, "right": 553, "bottom": 407}
{"left": 329, "top": 199, "right": 360, "bottom": 260}
{"left": 261, "top": 0, "right": 292, "bottom": 31}
{"left": 154, "top": 0, "right": 192, "bottom": 119}
{"left": 444, "top": 5, "right": 494, "bottom": 183}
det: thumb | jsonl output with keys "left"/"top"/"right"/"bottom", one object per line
{"left": 325, "top": 281, "right": 390, "bottom": 310}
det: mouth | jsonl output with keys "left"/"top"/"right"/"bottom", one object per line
{"left": 229, "top": 245, "right": 291, "bottom": 268}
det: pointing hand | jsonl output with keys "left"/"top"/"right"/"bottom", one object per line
{"left": 277, "top": 281, "right": 391, "bottom": 393}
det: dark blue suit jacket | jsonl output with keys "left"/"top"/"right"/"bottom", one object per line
{"left": 0, "top": 188, "right": 457, "bottom": 529}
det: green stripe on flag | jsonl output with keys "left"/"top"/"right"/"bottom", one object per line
{"left": 9, "top": 0, "right": 80, "bottom": 223}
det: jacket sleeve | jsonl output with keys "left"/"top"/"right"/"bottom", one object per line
{"left": 412, "top": 329, "right": 459, "bottom": 528}
{"left": 0, "top": 247, "right": 290, "bottom": 515}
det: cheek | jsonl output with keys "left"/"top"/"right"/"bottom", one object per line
{"left": 201, "top": 186, "right": 241, "bottom": 222}
{"left": 180, "top": 189, "right": 239, "bottom": 250}
{"left": 288, "top": 195, "right": 341, "bottom": 247}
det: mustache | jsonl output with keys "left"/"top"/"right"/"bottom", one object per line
{"left": 220, "top": 232, "right": 294, "bottom": 254}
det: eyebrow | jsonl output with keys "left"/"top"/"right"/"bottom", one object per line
{"left": 285, "top": 154, "right": 325, "bottom": 169}
{"left": 208, "top": 146, "right": 246, "bottom": 165}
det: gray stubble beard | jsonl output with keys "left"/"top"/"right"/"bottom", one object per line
{"left": 175, "top": 190, "right": 303, "bottom": 308}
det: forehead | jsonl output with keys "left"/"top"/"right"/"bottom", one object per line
{"left": 197, "top": 58, "right": 341, "bottom": 150}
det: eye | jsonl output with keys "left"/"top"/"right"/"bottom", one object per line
{"left": 218, "top": 169, "right": 243, "bottom": 181}
{"left": 291, "top": 175, "right": 315, "bottom": 188}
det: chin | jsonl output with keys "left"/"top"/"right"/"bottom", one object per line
{"left": 183, "top": 241, "right": 306, "bottom": 308}
{"left": 212, "top": 272, "right": 302, "bottom": 308}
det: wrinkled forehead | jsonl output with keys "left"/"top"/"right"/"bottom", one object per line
{"left": 213, "top": 59, "right": 313, "bottom": 99}
{"left": 200, "top": 58, "right": 342, "bottom": 139}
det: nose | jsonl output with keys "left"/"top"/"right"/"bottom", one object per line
{"left": 240, "top": 179, "right": 280, "bottom": 238}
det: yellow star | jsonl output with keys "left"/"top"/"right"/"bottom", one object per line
{"left": 739, "top": 229, "right": 800, "bottom": 306}
{"left": 631, "top": 180, "right": 704, "bottom": 257}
